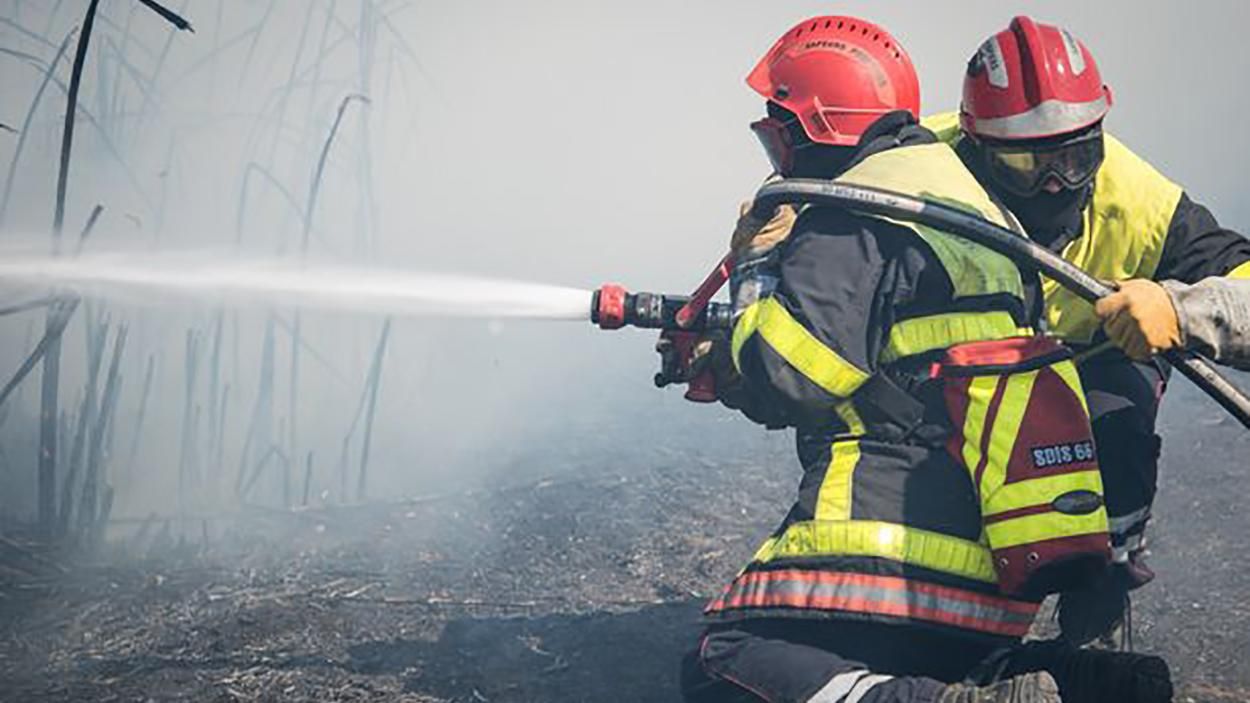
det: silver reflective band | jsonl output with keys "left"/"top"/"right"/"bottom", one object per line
{"left": 970, "top": 95, "right": 1109, "bottom": 140}
{"left": 1060, "top": 30, "right": 1086, "bottom": 75}
{"left": 809, "top": 670, "right": 868, "bottom": 703}
{"left": 979, "top": 37, "right": 1009, "bottom": 89}
{"left": 1108, "top": 506, "right": 1151, "bottom": 535}
{"left": 1111, "top": 533, "right": 1145, "bottom": 563}
{"left": 847, "top": 675, "right": 895, "bottom": 703}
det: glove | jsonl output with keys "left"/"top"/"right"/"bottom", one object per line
{"left": 729, "top": 201, "right": 798, "bottom": 257}
{"left": 1094, "top": 279, "right": 1182, "bottom": 361}
{"left": 654, "top": 330, "right": 738, "bottom": 388}
{"left": 655, "top": 330, "right": 792, "bottom": 427}
{"left": 687, "top": 330, "right": 737, "bottom": 385}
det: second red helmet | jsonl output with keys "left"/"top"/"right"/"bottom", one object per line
{"left": 961, "top": 16, "right": 1112, "bottom": 141}
{"left": 746, "top": 16, "right": 921, "bottom": 147}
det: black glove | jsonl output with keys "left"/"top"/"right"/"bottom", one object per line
{"left": 974, "top": 639, "right": 1173, "bottom": 703}
{"left": 653, "top": 330, "right": 739, "bottom": 387}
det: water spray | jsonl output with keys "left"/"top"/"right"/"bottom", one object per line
{"left": 0, "top": 252, "right": 593, "bottom": 321}
{"left": 0, "top": 245, "right": 736, "bottom": 402}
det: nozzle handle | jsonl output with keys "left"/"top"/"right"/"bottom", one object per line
{"left": 684, "top": 368, "right": 717, "bottom": 403}
{"left": 675, "top": 253, "right": 733, "bottom": 329}
{"left": 654, "top": 330, "right": 719, "bottom": 403}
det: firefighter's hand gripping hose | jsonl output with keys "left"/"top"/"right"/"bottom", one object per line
{"left": 746, "top": 178, "right": 1250, "bottom": 430}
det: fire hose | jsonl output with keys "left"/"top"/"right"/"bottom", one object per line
{"left": 591, "top": 179, "right": 1250, "bottom": 429}
{"left": 747, "top": 179, "right": 1250, "bottom": 430}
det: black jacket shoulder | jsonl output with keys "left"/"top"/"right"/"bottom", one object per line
{"left": 1156, "top": 193, "right": 1250, "bottom": 282}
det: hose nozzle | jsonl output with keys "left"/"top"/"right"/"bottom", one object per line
{"left": 591, "top": 284, "right": 732, "bottom": 331}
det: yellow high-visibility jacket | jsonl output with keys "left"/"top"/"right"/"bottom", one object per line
{"left": 714, "top": 125, "right": 1104, "bottom": 640}
{"left": 924, "top": 112, "right": 1250, "bottom": 343}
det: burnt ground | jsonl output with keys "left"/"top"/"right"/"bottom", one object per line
{"left": 2, "top": 381, "right": 1250, "bottom": 703}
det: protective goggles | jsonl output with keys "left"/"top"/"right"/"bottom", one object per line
{"left": 750, "top": 116, "right": 811, "bottom": 176}
{"left": 981, "top": 131, "right": 1105, "bottom": 197}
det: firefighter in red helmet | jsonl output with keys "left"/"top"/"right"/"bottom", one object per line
{"left": 678, "top": 15, "right": 1173, "bottom": 703}
{"left": 925, "top": 16, "right": 1250, "bottom": 647}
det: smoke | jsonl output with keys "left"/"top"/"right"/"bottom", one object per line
{"left": 0, "top": 1, "right": 1246, "bottom": 523}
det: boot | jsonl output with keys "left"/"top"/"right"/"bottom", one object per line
{"left": 937, "top": 672, "right": 1060, "bottom": 703}
{"left": 1004, "top": 640, "right": 1173, "bottom": 703}
{"left": 1058, "top": 558, "right": 1154, "bottom": 647}
{"left": 1056, "top": 571, "right": 1129, "bottom": 647}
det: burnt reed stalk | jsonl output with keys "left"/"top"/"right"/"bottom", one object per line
{"left": 125, "top": 354, "right": 155, "bottom": 474}
{"left": 356, "top": 318, "right": 391, "bottom": 501}
{"left": 177, "top": 330, "right": 201, "bottom": 513}
{"left": 287, "top": 92, "right": 371, "bottom": 496}
{"left": 79, "top": 325, "right": 128, "bottom": 537}
{"left": 37, "top": 0, "right": 192, "bottom": 535}
{"left": 0, "top": 30, "right": 74, "bottom": 229}
{"left": 58, "top": 316, "right": 108, "bottom": 536}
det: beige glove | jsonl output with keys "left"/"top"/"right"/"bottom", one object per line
{"left": 730, "top": 201, "right": 798, "bottom": 257}
{"left": 1094, "top": 279, "right": 1182, "bottom": 361}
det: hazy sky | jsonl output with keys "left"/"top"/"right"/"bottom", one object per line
{"left": 2, "top": 1, "right": 1248, "bottom": 514}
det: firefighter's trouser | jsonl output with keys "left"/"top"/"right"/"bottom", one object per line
{"left": 680, "top": 619, "right": 1004, "bottom": 703}
{"left": 1077, "top": 352, "right": 1167, "bottom": 578}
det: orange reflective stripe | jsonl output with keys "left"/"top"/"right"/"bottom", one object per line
{"left": 706, "top": 569, "right": 1038, "bottom": 638}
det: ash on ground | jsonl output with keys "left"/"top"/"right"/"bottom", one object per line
{"left": 2, "top": 393, "right": 1249, "bottom": 702}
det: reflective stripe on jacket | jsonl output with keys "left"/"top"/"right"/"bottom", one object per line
{"left": 714, "top": 139, "right": 1046, "bottom": 639}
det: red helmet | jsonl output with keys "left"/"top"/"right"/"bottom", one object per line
{"left": 746, "top": 16, "right": 920, "bottom": 148}
{"left": 961, "top": 16, "right": 1112, "bottom": 141}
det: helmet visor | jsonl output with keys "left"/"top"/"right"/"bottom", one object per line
{"left": 750, "top": 117, "right": 795, "bottom": 176}
{"left": 982, "top": 132, "right": 1105, "bottom": 197}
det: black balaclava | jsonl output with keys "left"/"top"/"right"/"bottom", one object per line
{"left": 998, "top": 184, "right": 1092, "bottom": 252}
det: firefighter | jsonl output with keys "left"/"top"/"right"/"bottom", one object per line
{"left": 924, "top": 15, "right": 1250, "bottom": 646}
{"left": 1095, "top": 277, "right": 1250, "bottom": 369}
{"left": 676, "top": 15, "right": 1172, "bottom": 703}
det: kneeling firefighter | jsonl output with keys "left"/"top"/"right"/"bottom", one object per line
{"left": 677, "top": 16, "right": 1172, "bottom": 703}
{"left": 925, "top": 16, "right": 1250, "bottom": 646}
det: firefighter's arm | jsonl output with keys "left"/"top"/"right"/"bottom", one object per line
{"left": 1095, "top": 276, "right": 1250, "bottom": 368}
{"left": 728, "top": 212, "right": 883, "bottom": 419}
{"left": 1162, "top": 278, "right": 1250, "bottom": 370}
{"left": 1099, "top": 194, "right": 1250, "bottom": 361}
{"left": 731, "top": 201, "right": 798, "bottom": 258}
